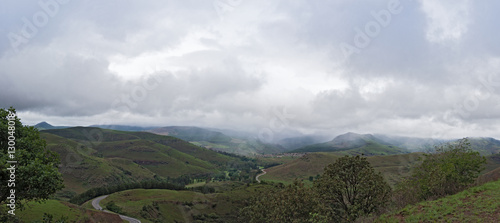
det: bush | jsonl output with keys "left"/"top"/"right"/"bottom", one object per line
{"left": 394, "top": 138, "right": 486, "bottom": 208}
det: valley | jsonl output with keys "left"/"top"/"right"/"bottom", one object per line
{"left": 12, "top": 123, "right": 500, "bottom": 222}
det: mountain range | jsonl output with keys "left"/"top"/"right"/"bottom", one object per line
{"left": 34, "top": 122, "right": 500, "bottom": 156}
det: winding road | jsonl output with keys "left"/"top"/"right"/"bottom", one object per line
{"left": 91, "top": 195, "right": 141, "bottom": 223}
{"left": 256, "top": 169, "right": 267, "bottom": 183}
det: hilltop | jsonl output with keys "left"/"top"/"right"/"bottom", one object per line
{"left": 41, "top": 127, "right": 257, "bottom": 196}
{"left": 34, "top": 121, "right": 71, "bottom": 130}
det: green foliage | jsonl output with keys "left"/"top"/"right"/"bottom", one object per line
{"left": 69, "top": 179, "right": 185, "bottom": 205}
{"left": 242, "top": 155, "right": 392, "bottom": 222}
{"left": 0, "top": 107, "right": 64, "bottom": 219}
{"left": 314, "top": 155, "right": 392, "bottom": 222}
{"left": 105, "top": 201, "right": 124, "bottom": 214}
{"left": 240, "top": 180, "right": 320, "bottom": 223}
{"left": 379, "top": 179, "right": 500, "bottom": 222}
{"left": 394, "top": 138, "right": 486, "bottom": 208}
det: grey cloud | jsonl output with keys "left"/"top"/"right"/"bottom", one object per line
{"left": 1, "top": 0, "right": 500, "bottom": 139}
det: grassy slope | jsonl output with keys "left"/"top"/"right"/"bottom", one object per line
{"left": 377, "top": 179, "right": 500, "bottom": 222}
{"left": 41, "top": 127, "right": 253, "bottom": 197}
{"left": 261, "top": 152, "right": 500, "bottom": 186}
{"left": 16, "top": 199, "right": 124, "bottom": 223}
{"left": 261, "top": 152, "right": 424, "bottom": 186}
{"left": 41, "top": 132, "right": 157, "bottom": 195}
{"left": 99, "top": 183, "right": 272, "bottom": 223}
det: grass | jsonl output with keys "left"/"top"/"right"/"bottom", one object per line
{"left": 377, "top": 179, "right": 500, "bottom": 222}
{"left": 98, "top": 183, "right": 274, "bottom": 223}
{"left": 261, "top": 152, "right": 423, "bottom": 186}
{"left": 40, "top": 127, "right": 258, "bottom": 197}
{"left": 17, "top": 199, "right": 125, "bottom": 223}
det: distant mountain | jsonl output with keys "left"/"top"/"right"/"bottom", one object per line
{"left": 373, "top": 134, "right": 449, "bottom": 152}
{"left": 277, "top": 135, "right": 332, "bottom": 151}
{"left": 34, "top": 122, "right": 70, "bottom": 130}
{"left": 148, "top": 126, "right": 232, "bottom": 143}
{"left": 291, "top": 132, "right": 408, "bottom": 155}
{"left": 373, "top": 134, "right": 500, "bottom": 156}
{"left": 90, "top": 124, "right": 156, "bottom": 132}
{"left": 147, "top": 126, "right": 285, "bottom": 156}
{"left": 291, "top": 132, "right": 500, "bottom": 156}
{"left": 462, "top": 137, "right": 500, "bottom": 156}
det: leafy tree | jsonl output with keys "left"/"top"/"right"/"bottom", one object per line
{"left": 105, "top": 201, "right": 124, "bottom": 214}
{"left": 240, "top": 180, "right": 320, "bottom": 223}
{"left": 314, "top": 155, "right": 392, "bottom": 222}
{"left": 394, "top": 138, "right": 486, "bottom": 207}
{"left": 0, "top": 108, "right": 64, "bottom": 220}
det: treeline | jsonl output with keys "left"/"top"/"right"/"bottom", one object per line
{"left": 69, "top": 179, "right": 185, "bottom": 205}
{"left": 240, "top": 138, "right": 487, "bottom": 222}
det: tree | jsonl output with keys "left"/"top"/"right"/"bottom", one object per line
{"left": 314, "top": 155, "right": 392, "bottom": 222}
{"left": 239, "top": 180, "right": 320, "bottom": 223}
{"left": 0, "top": 107, "right": 64, "bottom": 220}
{"left": 394, "top": 138, "right": 486, "bottom": 207}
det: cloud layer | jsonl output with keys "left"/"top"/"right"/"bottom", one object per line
{"left": 2, "top": 0, "right": 500, "bottom": 139}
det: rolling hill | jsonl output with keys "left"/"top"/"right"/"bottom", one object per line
{"left": 41, "top": 127, "right": 255, "bottom": 196}
{"left": 261, "top": 152, "right": 500, "bottom": 186}
{"left": 260, "top": 152, "right": 424, "bottom": 186}
{"left": 147, "top": 126, "right": 286, "bottom": 156}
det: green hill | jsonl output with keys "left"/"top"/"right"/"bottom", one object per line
{"left": 148, "top": 126, "right": 285, "bottom": 156}
{"left": 261, "top": 152, "right": 423, "bottom": 186}
{"left": 94, "top": 182, "right": 272, "bottom": 223}
{"left": 377, "top": 179, "right": 500, "bottom": 222}
{"left": 261, "top": 152, "right": 500, "bottom": 186}
{"left": 466, "top": 137, "right": 500, "bottom": 156}
{"left": 291, "top": 132, "right": 408, "bottom": 155}
{"left": 41, "top": 127, "right": 255, "bottom": 196}
{"left": 16, "top": 199, "right": 123, "bottom": 222}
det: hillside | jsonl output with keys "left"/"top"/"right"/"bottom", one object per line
{"left": 261, "top": 152, "right": 500, "bottom": 186}
{"left": 147, "top": 126, "right": 286, "bottom": 156}
{"left": 93, "top": 182, "right": 273, "bottom": 223}
{"left": 16, "top": 199, "right": 123, "bottom": 222}
{"left": 377, "top": 179, "right": 500, "bottom": 222}
{"left": 261, "top": 152, "right": 424, "bottom": 186}
{"left": 41, "top": 127, "right": 255, "bottom": 195}
{"left": 291, "top": 132, "right": 408, "bottom": 155}
{"left": 467, "top": 137, "right": 500, "bottom": 156}
{"left": 41, "top": 132, "right": 157, "bottom": 194}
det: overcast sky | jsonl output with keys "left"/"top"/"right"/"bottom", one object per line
{"left": 2, "top": 0, "right": 500, "bottom": 139}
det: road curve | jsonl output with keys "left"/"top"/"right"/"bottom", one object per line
{"left": 91, "top": 195, "right": 141, "bottom": 223}
{"left": 256, "top": 169, "right": 267, "bottom": 183}
{"left": 91, "top": 195, "right": 108, "bottom": 211}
